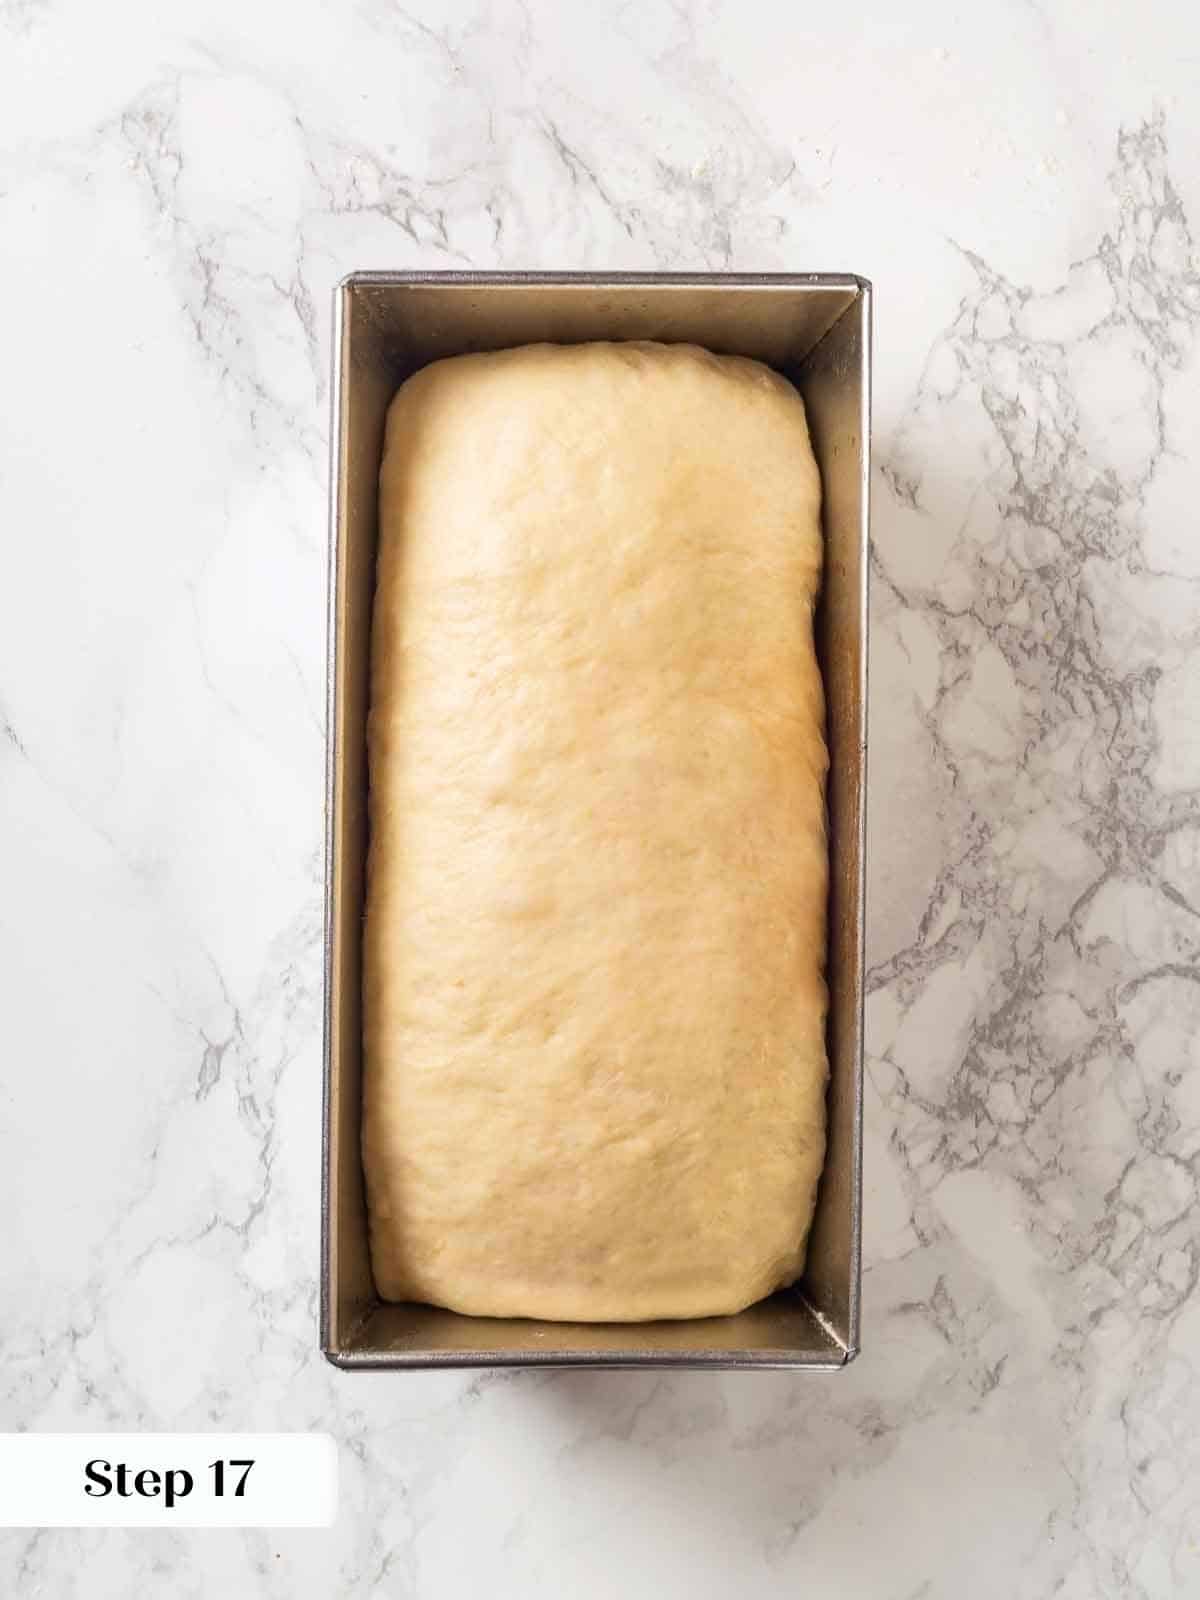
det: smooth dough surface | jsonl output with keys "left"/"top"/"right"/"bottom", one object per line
{"left": 363, "top": 340, "right": 828, "bottom": 1322}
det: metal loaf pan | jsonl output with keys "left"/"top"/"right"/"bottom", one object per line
{"left": 323, "top": 272, "right": 870, "bottom": 1370}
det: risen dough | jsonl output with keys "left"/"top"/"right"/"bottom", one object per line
{"left": 363, "top": 340, "right": 828, "bottom": 1322}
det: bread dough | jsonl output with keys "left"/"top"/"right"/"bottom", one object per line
{"left": 363, "top": 341, "right": 828, "bottom": 1322}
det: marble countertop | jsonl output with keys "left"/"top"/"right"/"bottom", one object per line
{"left": 2, "top": 1, "right": 1198, "bottom": 1595}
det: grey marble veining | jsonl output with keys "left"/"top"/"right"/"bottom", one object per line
{"left": 1, "top": 1, "right": 1198, "bottom": 1595}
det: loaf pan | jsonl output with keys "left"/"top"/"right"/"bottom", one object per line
{"left": 323, "top": 272, "right": 870, "bottom": 1369}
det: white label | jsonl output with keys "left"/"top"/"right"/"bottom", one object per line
{"left": 0, "top": 1434, "right": 338, "bottom": 1528}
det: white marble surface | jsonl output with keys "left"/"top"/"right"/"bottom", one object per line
{"left": 2, "top": 0, "right": 1199, "bottom": 1594}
